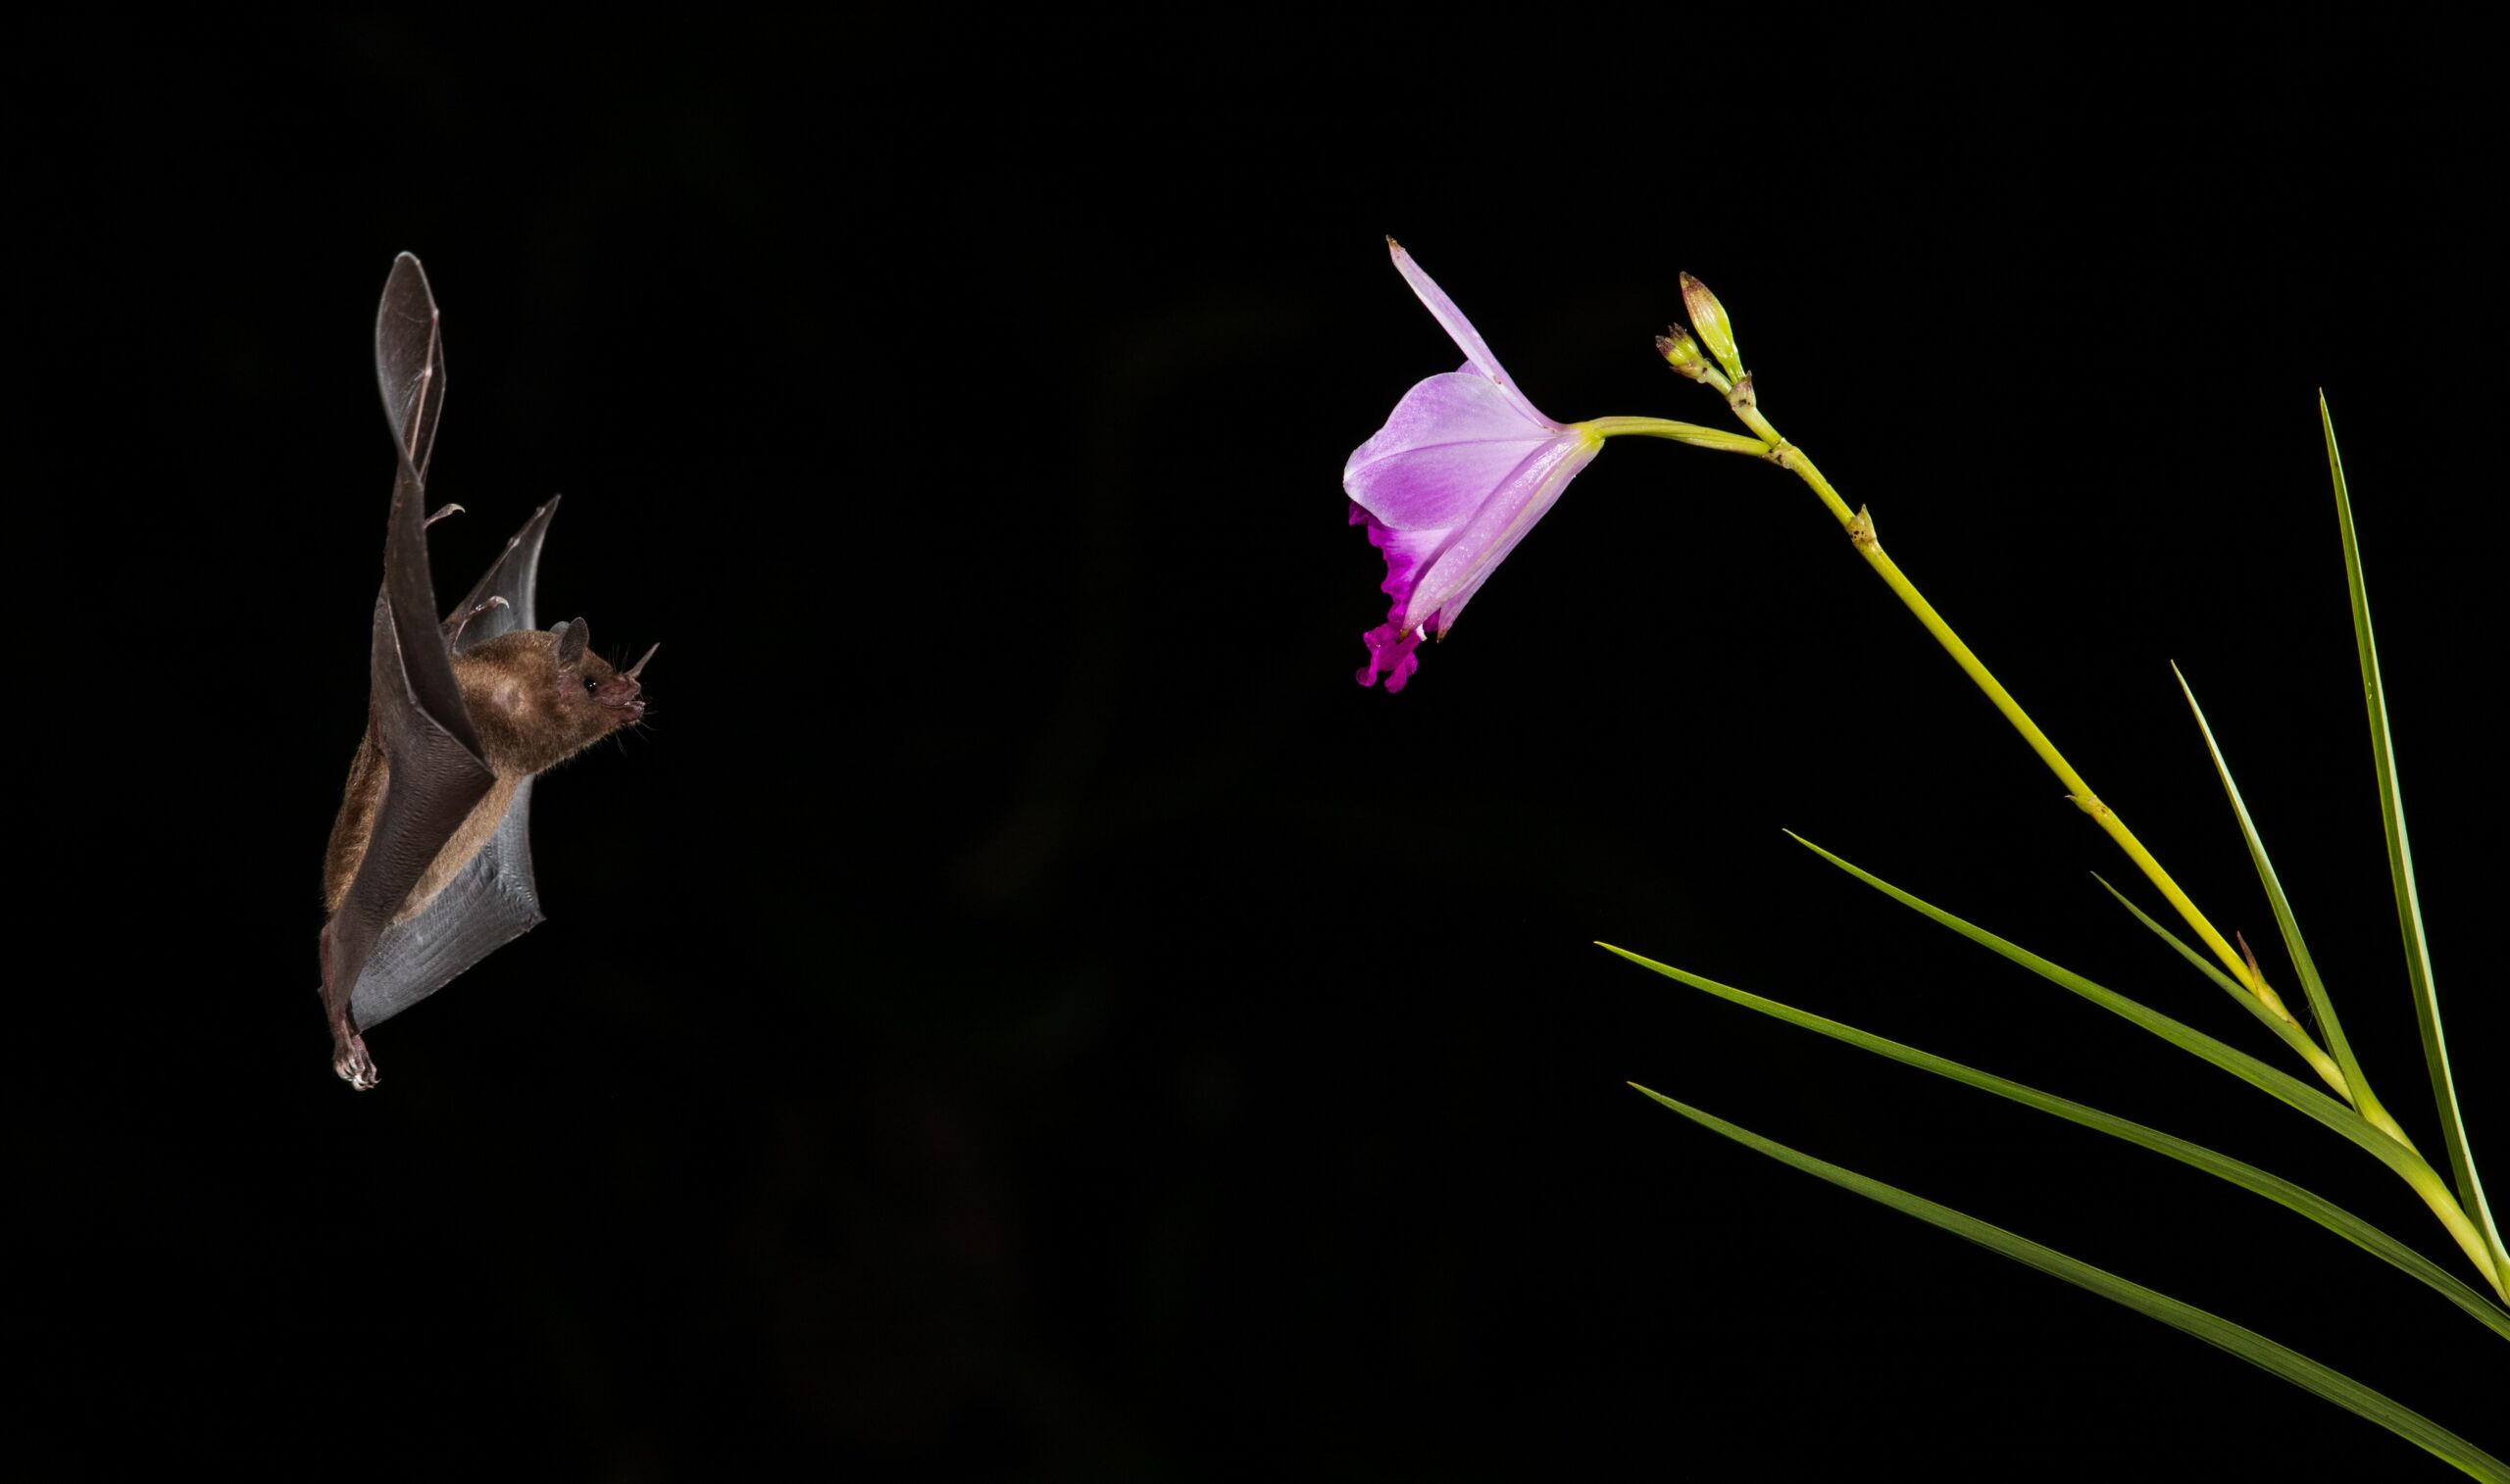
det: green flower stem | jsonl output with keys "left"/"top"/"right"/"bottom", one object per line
{"left": 1725, "top": 413, "right": 2353, "bottom": 1103}
{"left": 1583, "top": 416, "right": 1771, "bottom": 457}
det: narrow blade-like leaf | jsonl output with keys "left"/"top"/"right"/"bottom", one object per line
{"left": 2092, "top": 873, "right": 2349, "bottom": 1096}
{"left": 1600, "top": 942, "right": 2510, "bottom": 1340}
{"left": 1786, "top": 831, "right": 2504, "bottom": 1298}
{"left": 1628, "top": 1086, "right": 2510, "bottom": 1480}
{"left": 2173, "top": 664, "right": 2393, "bottom": 1138}
{"left": 2324, "top": 393, "right": 2506, "bottom": 1282}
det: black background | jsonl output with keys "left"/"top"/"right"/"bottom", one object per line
{"left": 26, "top": 18, "right": 2505, "bottom": 1480}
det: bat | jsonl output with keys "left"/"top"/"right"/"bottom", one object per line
{"left": 317, "top": 253, "right": 654, "bottom": 1090}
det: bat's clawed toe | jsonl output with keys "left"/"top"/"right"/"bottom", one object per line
{"left": 333, "top": 1033, "right": 382, "bottom": 1091}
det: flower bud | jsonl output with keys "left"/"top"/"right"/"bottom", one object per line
{"left": 1679, "top": 272, "right": 1745, "bottom": 381}
{"left": 1656, "top": 326, "right": 1715, "bottom": 382}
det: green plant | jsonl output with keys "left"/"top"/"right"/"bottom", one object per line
{"left": 1610, "top": 302, "right": 2504, "bottom": 1474}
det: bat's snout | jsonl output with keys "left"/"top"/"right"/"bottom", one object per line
{"left": 594, "top": 642, "right": 657, "bottom": 724}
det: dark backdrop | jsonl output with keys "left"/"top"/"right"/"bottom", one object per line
{"left": 27, "top": 19, "right": 2504, "bottom": 1480}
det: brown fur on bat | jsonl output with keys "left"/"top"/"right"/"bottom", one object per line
{"left": 318, "top": 255, "right": 653, "bottom": 1091}
{"left": 323, "top": 630, "right": 648, "bottom": 924}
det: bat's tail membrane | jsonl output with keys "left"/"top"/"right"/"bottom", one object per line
{"left": 349, "top": 779, "right": 548, "bottom": 1032}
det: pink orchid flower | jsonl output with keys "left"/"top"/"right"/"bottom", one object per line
{"left": 1344, "top": 240, "right": 1605, "bottom": 692}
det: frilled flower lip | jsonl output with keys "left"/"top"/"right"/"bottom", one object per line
{"left": 1344, "top": 241, "right": 1600, "bottom": 692}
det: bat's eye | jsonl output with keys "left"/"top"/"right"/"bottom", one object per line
{"left": 583, "top": 675, "right": 601, "bottom": 694}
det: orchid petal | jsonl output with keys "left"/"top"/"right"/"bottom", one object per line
{"left": 1345, "top": 371, "right": 1560, "bottom": 531}
{"left": 1408, "top": 430, "right": 1601, "bottom": 634}
{"left": 1351, "top": 504, "right": 1456, "bottom": 616}
{"left": 1387, "top": 240, "right": 1550, "bottom": 426}
{"left": 1351, "top": 514, "right": 1440, "bottom": 692}
{"left": 1356, "top": 618, "right": 1426, "bottom": 692}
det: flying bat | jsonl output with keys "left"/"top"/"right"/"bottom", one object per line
{"left": 318, "top": 253, "right": 653, "bottom": 1090}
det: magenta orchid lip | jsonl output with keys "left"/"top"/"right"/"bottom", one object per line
{"left": 1344, "top": 240, "right": 1604, "bottom": 692}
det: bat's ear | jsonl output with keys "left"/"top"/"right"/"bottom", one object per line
{"left": 553, "top": 618, "right": 591, "bottom": 671}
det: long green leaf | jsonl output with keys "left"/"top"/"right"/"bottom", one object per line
{"left": 1785, "top": 831, "right": 2504, "bottom": 1296}
{"left": 2091, "top": 872, "right": 2337, "bottom": 1079}
{"left": 1599, "top": 942, "right": 2510, "bottom": 1341}
{"left": 1627, "top": 1085, "right": 2510, "bottom": 1480}
{"left": 2173, "top": 664, "right": 2392, "bottom": 1135}
{"left": 2323, "top": 393, "right": 2507, "bottom": 1283}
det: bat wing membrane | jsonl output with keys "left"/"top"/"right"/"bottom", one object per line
{"left": 350, "top": 775, "right": 543, "bottom": 1030}
{"left": 376, "top": 253, "right": 447, "bottom": 480}
{"left": 445, "top": 497, "right": 559, "bottom": 651}
{"left": 350, "top": 498, "right": 564, "bottom": 1030}
{"left": 327, "top": 255, "right": 542, "bottom": 1045}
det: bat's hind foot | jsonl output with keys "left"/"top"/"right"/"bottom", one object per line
{"left": 320, "top": 923, "right": 381, "bottom": 1091}
{"left": 333, "top": 1032, "right": 381, "bottom": 1091}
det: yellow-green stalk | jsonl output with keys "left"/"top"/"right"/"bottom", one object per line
{"left": 1655, "top": 277, "right": 2395, "bottom": 1120}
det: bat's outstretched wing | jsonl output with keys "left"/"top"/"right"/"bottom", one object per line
{"left": 319, "top": 255, "right": 498, "bottom": 1087}
{"left": 444, "top": 498, "right": 559, "bottom": 652}
{"left": 348, "top": 499, "right": 564, "bottom": 1032}
{"left": 376, "top": 253, "right": 447, "bottom": 481}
